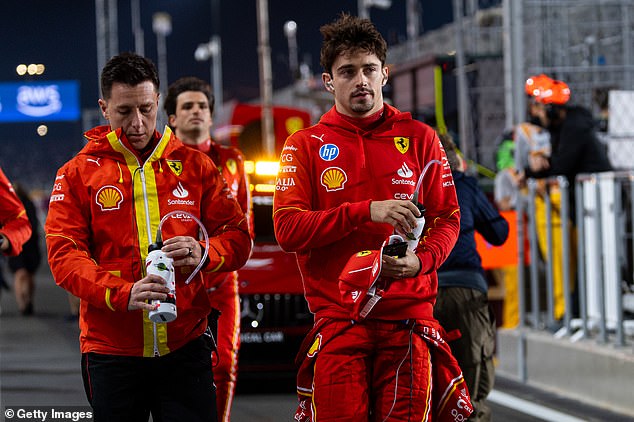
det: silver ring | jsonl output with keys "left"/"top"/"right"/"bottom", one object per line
{"left": 187, "top": 247, "right": 193, "bottom": 257}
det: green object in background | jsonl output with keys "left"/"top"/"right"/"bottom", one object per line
{"left": 496, "top": 139, "right": 515, "bottom": 171}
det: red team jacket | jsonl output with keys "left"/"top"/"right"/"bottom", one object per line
{"left": 187, "top": 139, "right": 253, "bottom": 240}
{"left": 273, "top": 104, "right": 460, "bottom": 322}
{"left": 45, "top": 126, "right": 251, "bottom": 357}
{"left": 0, "top": 167, "right": 32, "bottom": 256}
{"left": 186, "top": 139, "right": 253, "bottom": 291}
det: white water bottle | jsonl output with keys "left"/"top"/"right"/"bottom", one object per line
{"left": 146, "top": 244, "right": 177, "bottom": 323}
{"left": 402, "top": 203, "right": 426, "bottom": 252}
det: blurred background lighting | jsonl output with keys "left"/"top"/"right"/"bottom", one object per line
{"left": 17, "top": 63, "right": 45, "bottom": 76}
{"left": 37, "top": 125, "right": 48, "bottom": 136}
{"left": 255, "top": 160, "right": 279, "bottom": 176}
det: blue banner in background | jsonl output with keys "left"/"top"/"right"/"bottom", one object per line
{"left": 0, "top": 81, "right": 80, "bottom": 122}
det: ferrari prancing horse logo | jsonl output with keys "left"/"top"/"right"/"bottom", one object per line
{"left": 167, "top": 160, "right": 183, "bottom": 176}
{"left": 394, "top": 137, "right": 409, "bottom": 154}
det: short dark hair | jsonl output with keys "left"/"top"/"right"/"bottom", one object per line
{"left": 164, "top": 77, "right": 215, "bottom": 117}
{"left": 438, "top": 133, "right": 461, "bottom": 172}
{"left": 319, "top": 13, "right": 387, "bottom": 75}
{"left": 100, "top": 52, "right": 160, "bottom": 99}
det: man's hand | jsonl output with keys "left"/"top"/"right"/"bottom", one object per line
{"left": 128, "top": 274, "right": 170, "bottom": 311}
{"left": 162, "top": 235, "right": 202, "bottom": 267}
{"left": 370, "top": 200, "right": 421, "bottom": 235}
{"left": 528, "top": 153, "right": 550, "bottom": 172}
{"left": 380, "top": 249, "right": 421, "bottom": 279}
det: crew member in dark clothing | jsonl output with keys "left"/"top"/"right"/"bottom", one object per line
{"left": 526, "top": 78, "right": 612, "bottom": 221}
{"left": 434, "top": 133, "right": 509, "bottom": 422}
{"left": 8, "top": 183, "right": 41, "bottom": 315}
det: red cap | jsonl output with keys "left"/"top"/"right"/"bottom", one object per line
{"left": 338, "top": 246, "right": 384, "bottom": 320}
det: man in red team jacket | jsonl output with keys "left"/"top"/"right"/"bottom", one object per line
{"left": 273, "top": 13, "right": 472, "bottom": 421}
{"left": 0, "top": 166, "right": 31, "bottom": 258}
{"left": 46, "top": 53, "right": 251, "bottom": 421}
{"left": 164, "top": 77, "right": 252, "bottom": 422}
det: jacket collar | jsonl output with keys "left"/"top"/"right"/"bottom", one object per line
{"left": 319, "top": 103, "right": 411, "bottom": 135}
{"left": 81, "top": 125, "right": 177, "bottom": 164}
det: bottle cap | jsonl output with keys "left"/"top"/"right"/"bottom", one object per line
{"left": 148, "top": 242, "right": 163, "bottom": 253}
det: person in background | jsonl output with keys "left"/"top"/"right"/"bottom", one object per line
{"left": 435, "top": 133, "right": 509, "bottom": 422}
{"left": 492, "top": 134, "right": 522, "bottom": 328}
{"left": 0, "top": 166, "right": 32, "bottom": 314}
{"left": 526, "top": 76, "right": 611, "bottom": 323}
{"left": 8, "top": 183, "right": 42, "bottom": 316}
{"left": 45, "top": 52, "right": 251, "bottom": 421}
{"left": 526, "top": 77, "right": 612, "bottom": 221}
{"left": 274, "top": 14, "right": 471, "bottom": 421}
{"left": 0, "top": 167, "right": 32, "bottom": 258}
{"left": 493, "top": 133, "right": 520, "bottom": 212}
{"left": 164, "top": 76, "right": 253, "bottom": 422}
{"left": 492, "top": 75, "right": 555, "bottom": 328}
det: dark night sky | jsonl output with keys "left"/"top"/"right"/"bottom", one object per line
{"left": 0, "top": 1, "right": 454, "bottom": 188}
{"left": 1, "top": 1, "right": 453, "bottom": 107}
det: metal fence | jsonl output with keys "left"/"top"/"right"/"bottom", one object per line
{"left": 518, "top": 172, "right": 634, "bottom": 350}
{"left": 523, "top": 0, "right": 634, "bottom": 113}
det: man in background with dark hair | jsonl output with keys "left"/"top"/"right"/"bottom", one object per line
{"left": 45, "top": 52, "right": 251, "bottom": 421}
{"left": 165, "top": 76, "right": 252, "bottom": 422}
{"left": 435, "top": 133, "right": 509, "bottom": 422}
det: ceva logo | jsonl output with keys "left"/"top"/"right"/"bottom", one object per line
{"left": 16, "top": 85, "right": 62, "bottom": 117}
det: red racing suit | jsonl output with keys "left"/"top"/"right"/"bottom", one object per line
{"left": 186, "top": 138, "right": 252, "bottom": 422}
{"left": 273, "top": 104, "right": 465, "bottom": 420}
{"left": 0, "top": 166, "right": 32, "bottom": 257}
{"left": 45, "top": 126, "right": 251, "bottom": 357}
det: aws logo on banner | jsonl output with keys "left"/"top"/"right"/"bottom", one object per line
{"left": 16, "top": 85, "right": 62, "bottom": 117}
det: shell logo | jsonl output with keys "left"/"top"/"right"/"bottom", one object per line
{"left": 96, "top": 185, "right": 123, "bottom": 211}
{"left": 320, "top": 167, "right": 347, "bottom": 192}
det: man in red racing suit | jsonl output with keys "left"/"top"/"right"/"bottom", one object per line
{"left": 273, "top": 14, "right": 471, "bottom": 421}
{"left": 0, "top": 166, "right": 32, "bottom": 257}
{"left": 45, "top": 53, "right": 251, "bottom": 421}
{"left": 165, "top": 76, "right": 253, "bottom": 422}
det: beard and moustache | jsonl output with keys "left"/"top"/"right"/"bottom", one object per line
{"left": 350, "top": 87, "right": 375, "bottom": 114}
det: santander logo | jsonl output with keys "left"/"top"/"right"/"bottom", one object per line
{"left": 397, "top": 162, "right": 414, "bottom": 178}
{"left": 172, "top": 182, "right": 189, "bottom": 198}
